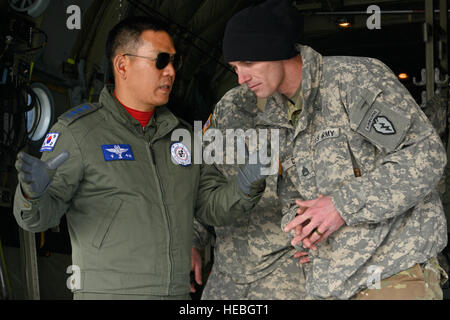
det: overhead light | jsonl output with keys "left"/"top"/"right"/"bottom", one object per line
{"left": 337, "top": 17, "right": 352, "bottom": 28}
{"left": 398, "top": 73, "right": 409, "bottom": 80}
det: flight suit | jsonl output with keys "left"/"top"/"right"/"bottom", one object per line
{"left": 13, "top": 86, "right": 260, "bottom": 298}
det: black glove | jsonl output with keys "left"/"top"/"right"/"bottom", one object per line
{"left": 15, "top": 151, "right": 70, "bottom": 199}
{"left": 236, "top": 141, "right": 276, "bottom": 196}
{"left": 236, "top": 162, "right": 267, "bottom": 196}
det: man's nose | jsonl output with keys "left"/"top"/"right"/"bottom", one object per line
{"left": 237, "top": 71, "right": 251, "bottom": 85}
{"left": 163, "top": 62, "right": 176, "bottom": 77}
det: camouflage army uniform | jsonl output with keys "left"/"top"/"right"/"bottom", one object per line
{"left": 424, "top": 91, "right": 450, "bottom": 234}
{"left": 195, "top": 112, "right": 307, "bottom": 298}
{"left": 198, "top": 45, "right": 448, "bottom": 300}
{"left": 195, "top": 64, "right": 308, "bottom": 300}
{"left": 422, "top": 90, "right": 450, "bottom": 280}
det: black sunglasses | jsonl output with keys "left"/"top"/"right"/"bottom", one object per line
{"left": 123, "top": 52, "right": 182, "bottom": 71}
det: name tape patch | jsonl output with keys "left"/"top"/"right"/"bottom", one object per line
{"left": 40, "top": 133, "right": 60, "bottom": 152}
{"left": 102, "top": 144, "right": 134, "bottom": 161}
{"left": 314, "top": 128, "right": 340, "bottom": 145}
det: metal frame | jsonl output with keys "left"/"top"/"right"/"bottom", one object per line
{"left": 425, "top": 0, "right": 435, "bottom": 100}
{"left": 19, "top": 229, "right": 40, "bottom": 300}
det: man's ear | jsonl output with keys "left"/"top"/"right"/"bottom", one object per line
{"left": 113, "top": 54, "right": 128, "bottom": 80}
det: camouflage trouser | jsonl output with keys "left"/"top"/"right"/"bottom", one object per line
{"left": 352, "top": 257, "right": 448, "bottom": 300}
{"left": 201, "top": 254, "right": 307, "bottom": 300}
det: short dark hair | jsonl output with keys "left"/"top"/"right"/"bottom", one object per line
{"left": 105, "top": 16, "right": 171, "bottom": 74}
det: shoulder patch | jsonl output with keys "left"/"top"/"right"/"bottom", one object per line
{"left": 203, "top": 114, "right": 212, "bottom": 134}
{"left": 59, "top": 104, "right": 100, "bottom": 126}
{"left": 40, "top": 132, "right": 60, "bottom": 152}
{"left": 354, "top": 96, "right": 410, "bottom": 152}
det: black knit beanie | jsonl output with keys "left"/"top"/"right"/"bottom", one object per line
{"left": 223, "top": 0, "right": 300, "bottom": 62}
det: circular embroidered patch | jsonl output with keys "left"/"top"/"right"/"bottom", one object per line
{"left": 170, "top": 142, "right": 192, "bottom": 166}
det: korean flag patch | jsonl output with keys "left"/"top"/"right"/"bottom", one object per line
{"left": 170, "top": 142, "right": 191, "bottom": 166}
{"left": 40, "top": 133, "right": 60, "bottom": 152}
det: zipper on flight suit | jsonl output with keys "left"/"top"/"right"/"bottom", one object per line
{"left": 146, "top": 139, "right": 174, "bottom": 294}
{"left": 148, "top": 142, "right": 156, "bottom": 165}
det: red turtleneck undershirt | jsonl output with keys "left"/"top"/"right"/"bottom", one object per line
{"left": 114, "top": 91, "right": 154, "bottom": 127}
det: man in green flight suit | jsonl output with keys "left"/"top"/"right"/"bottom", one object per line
{"left": 13, "top": 16, "right": 266, "bottom": 300}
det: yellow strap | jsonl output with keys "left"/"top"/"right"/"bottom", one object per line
{"left": 39, "top": 232, "right": 45, "bottom": 249}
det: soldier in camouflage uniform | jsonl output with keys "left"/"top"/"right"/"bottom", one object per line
{"left": 193, "top": 0, "right": 449, "bottom": 300}
{"left": 423, "top": 90, "right": 450, "bottom": 281}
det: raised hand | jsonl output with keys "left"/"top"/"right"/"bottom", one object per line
{"left": 15, "top": 151, "right": 70, "bottom": 199}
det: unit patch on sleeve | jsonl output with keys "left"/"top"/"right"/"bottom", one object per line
{"left": 356, "top": 102, "right": 410, "bottom": 152}
{"left": 40, "top": 133, "right": 60, "bottom": 152}
{"left": 372, "top": 116, "right": 396, "bottom": 135}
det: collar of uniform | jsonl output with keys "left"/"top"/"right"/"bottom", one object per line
{"left": 288, "top": 81, "right": 302, "bottom": 106}
{"left": 99, "top": 86, "right": 180, "bottom": 138}
{"left": 283, "top": 81, "right": 302, "bottom": 125}
{"left": 256, "top": 45, "right": 323, "bottom": 131}
{"left": 151, "top": 106, "right": 180, "bottom": 142}
{"left": 255, "top": 92, "right": 293, "bottom": 129}
{"left": 292, "top": 44, "right": 323, "bottom": 138}
{"left": 295, "top": 44, "right": 322, "bottom": 108}
{"left": 100, "top": 86, "right": 143, "bottom": 130}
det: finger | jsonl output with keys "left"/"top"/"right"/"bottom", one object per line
{"left": 17, "top": 161, "right": 33, "bottom": 174}
{"left": 298, "top": 206, "right": 323, "bottom": 218}
{"left": 296, "top": 206, "right": 307, "bottom": 215}
{"left": 19, "top": 172, "right": 33, "bottom": 184}
{"left": 302, "top": 237, "right": 317, "bottom": 251}
{"left": 297, "top": 218, "right": 322, "bottom": 241}
{"left": 15, "top": 159, "right": 25, "bottom": 172}
{"left": 46, "top": 151, "right": 70, "bottom": 169}
{"left": 307, "top": 229, "right": 323, "bottom": 246}
{"left": 311, "top": 229, "right": 333, "bottom": 246}
{"left": 308, "top": 224, "right": 328, "bottom": 245}
{"left": 294, "top": 224, "right": 302, "bottom": 237}
{"left": 293, "top": 251, "right": 309, "bottom": 258}
{"left": 18, "top": 151, "right": 38, "bottom": 165}
{"left": 291, "top": 233, "right": 307, "bottom": 247}
{"left": 296, "top": 197, "right": 321, "bottom": 208}
{"left": 190, "top": 283, "right": 196, "bottom": 293}
{"left": 284, "top": 213, "right": 311, "bottom": 232}
{"left": 195, "top": 264, "right": 202, "bottom": 285}
{"left": 299, "top": 257, "right": 310, "bottom": 264}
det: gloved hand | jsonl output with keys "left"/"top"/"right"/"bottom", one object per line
{"left": 15, "top": 151, "right": 70, "bottom": 199}
{"left": 237, "top": 161, "right": 267, "bottom": 196}
{"left": 236, "top": 142, "right": 274, "bottom": 196}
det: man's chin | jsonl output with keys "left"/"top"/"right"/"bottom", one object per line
{"left": 250, "top": 87, "right": 274, "bottom": 99}
{"left": 254, "top": 92, "right": 272, "bottom": 99}
{"left": 153, "top": 98, "right": 170, "bottom": 107}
